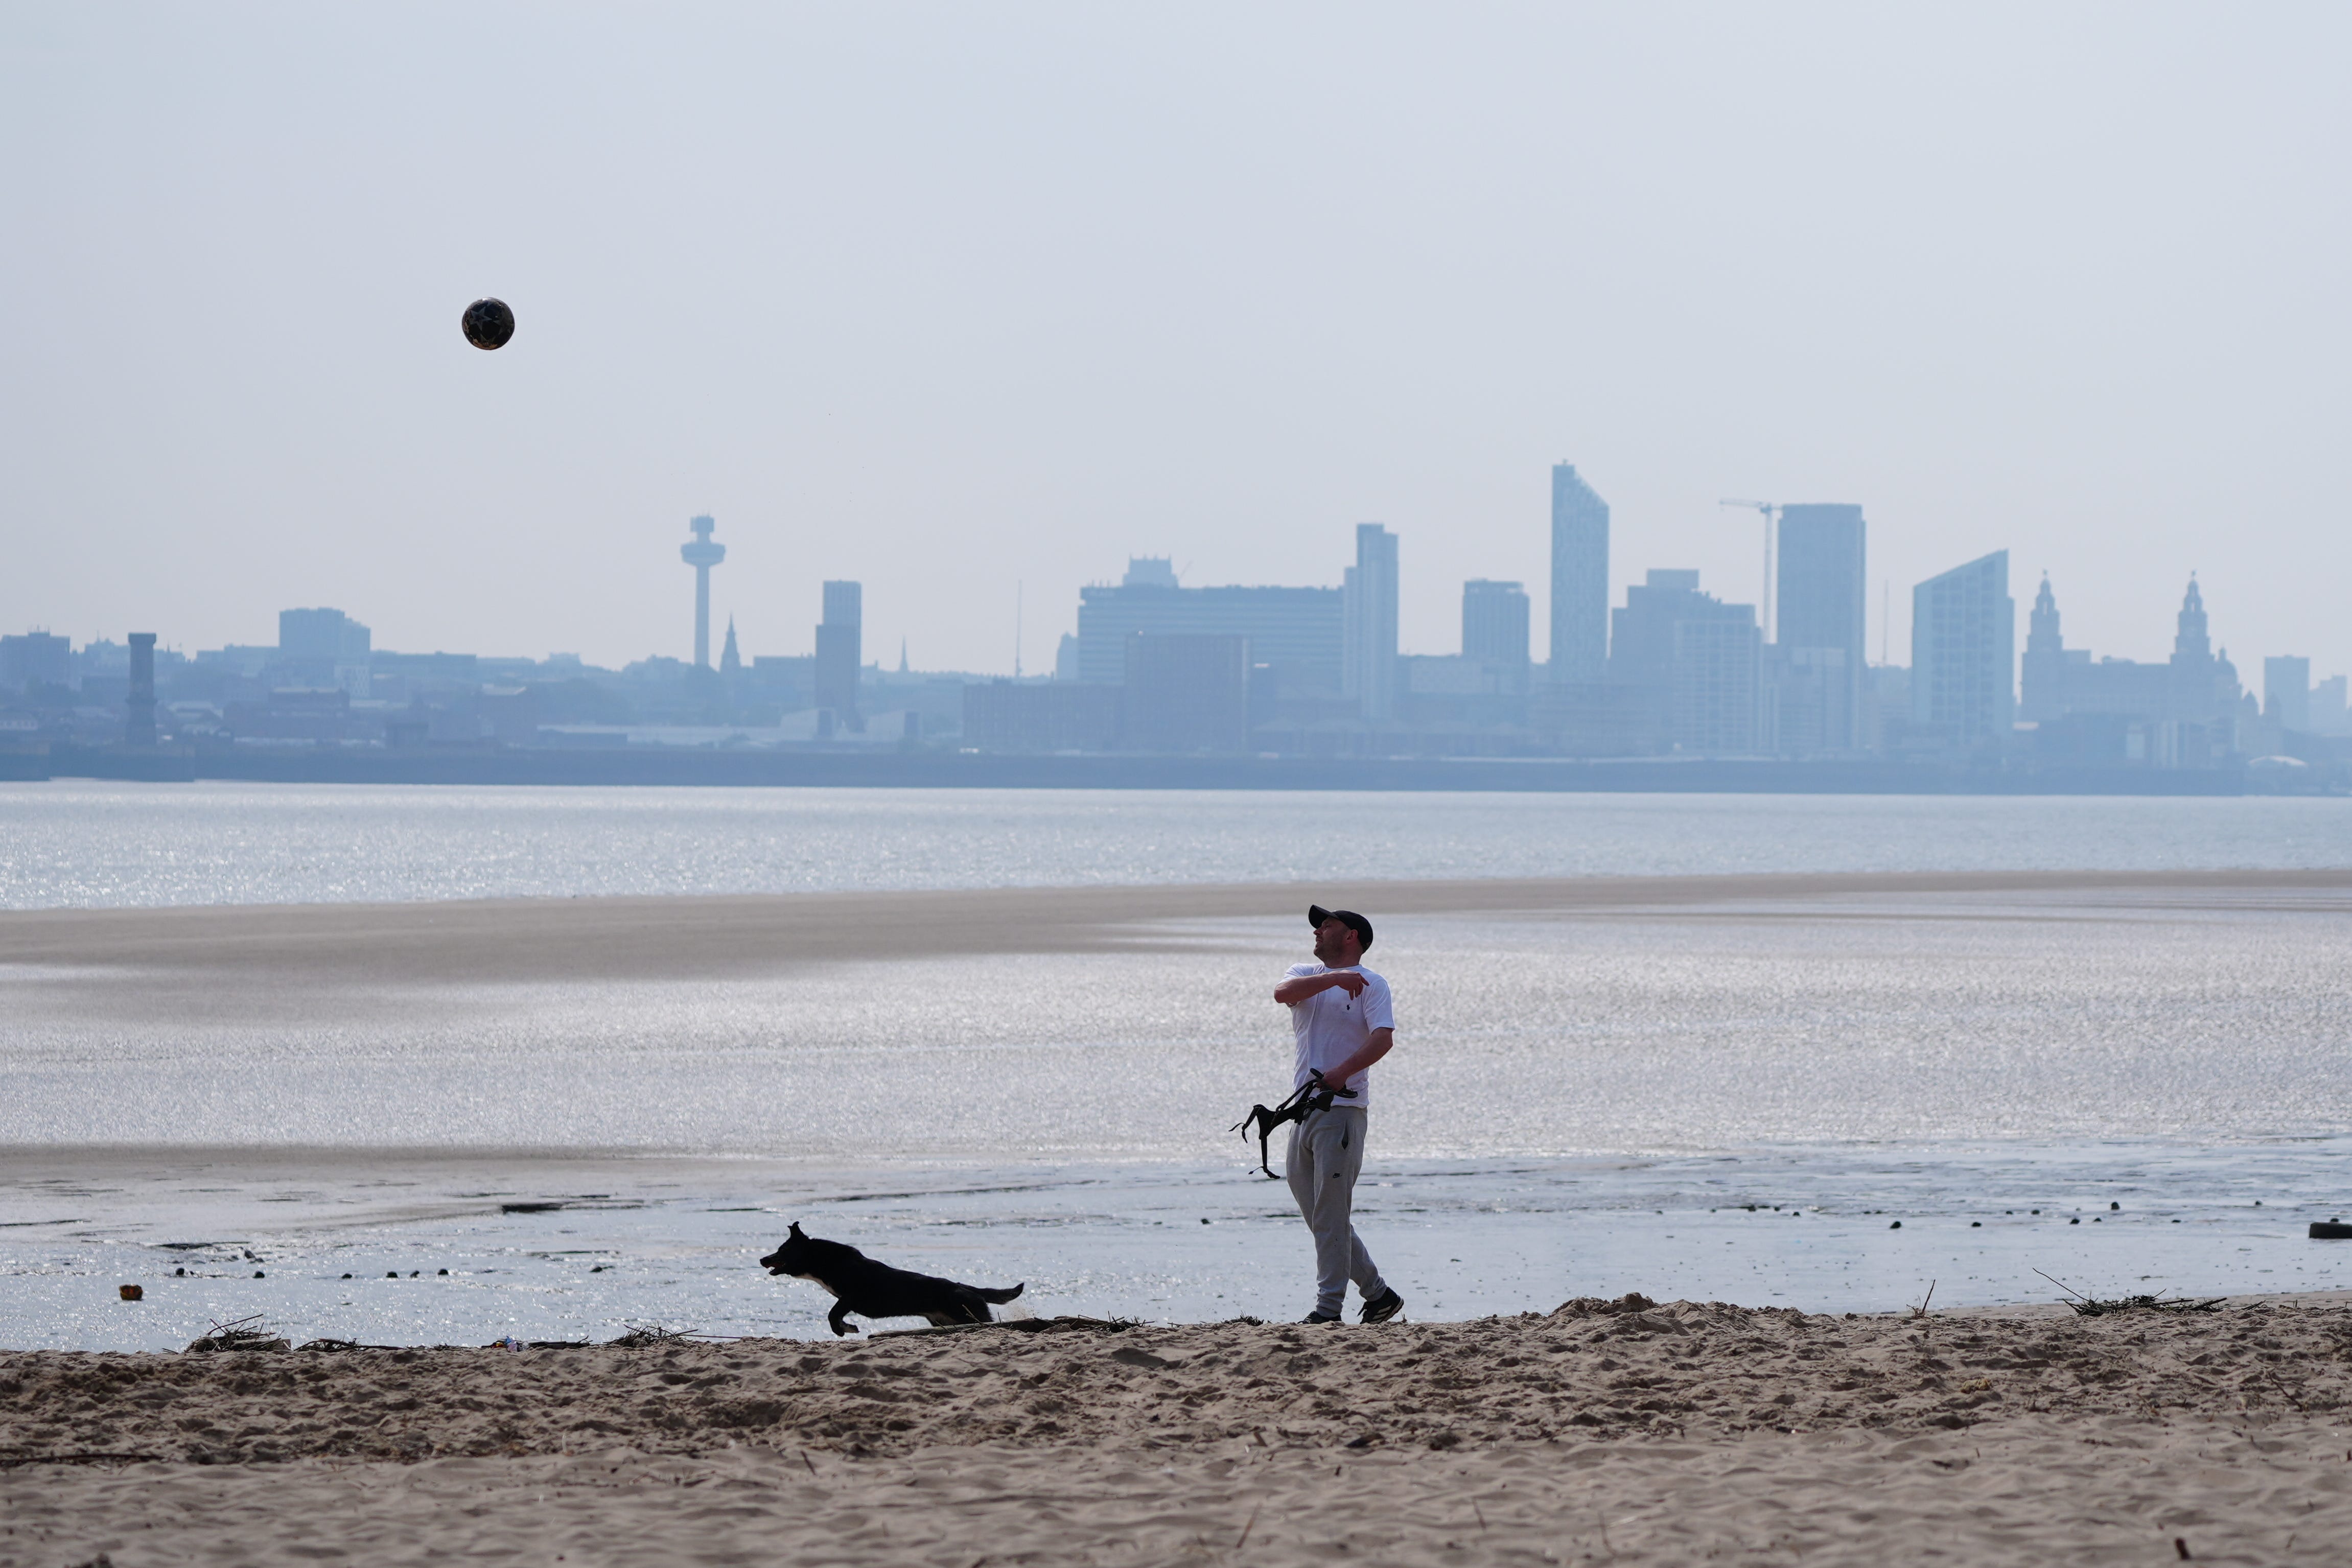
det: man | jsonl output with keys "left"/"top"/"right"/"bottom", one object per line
{"left": 1273, "top": 904, "right": 1405, "bottom": 1325}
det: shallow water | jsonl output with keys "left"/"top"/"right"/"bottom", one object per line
{"left": 7, "top": 888, "right": 2351, "bottom": 1347}
{"left": 3, "top": 781, "right": 2348, "bottom": 908}
{"left": 8, "top": 897, "right": 2348, "bottom": 1155}
{"left": 7, "top": 1140, "right": 2349, "bottom": 1353}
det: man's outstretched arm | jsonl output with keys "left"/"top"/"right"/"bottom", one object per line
{"left": 1320, "top": 1027, "right": 1394, "bottom": 1088}
{"left": 1275, "top": 971, "right": 1367, "bottom": 1004}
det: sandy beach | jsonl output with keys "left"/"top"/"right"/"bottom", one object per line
{"left": 8, "top": 1295, "right": 2352, "bottom": 1564}
{"left": 11, "top": 868, "right": 2352, "bottom": 1558}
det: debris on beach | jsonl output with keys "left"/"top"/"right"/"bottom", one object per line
{"left": 184, "top": 1316, "right": 291, "bottom": 1354}
{"left": 607, "top": 1323, "right": 701, "bottom": 1348}
{"left": 2035, "top": 1269, "right": 2226, "bottom": 1316}
{"left": 2063, "top": 1293, "right": 2227, "bottom": 1317}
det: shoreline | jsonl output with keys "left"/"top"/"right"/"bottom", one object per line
{"left": 12, "top": 1140, "right": 2352, "bottom": 1352}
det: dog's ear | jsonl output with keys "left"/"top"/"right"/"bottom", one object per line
{"left": 788, "top": 1221, "right": 804, "bottom": 1238}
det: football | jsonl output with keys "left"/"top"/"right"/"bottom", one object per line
{"left": 461, "top": 297, "right": 516, "bottom": 350}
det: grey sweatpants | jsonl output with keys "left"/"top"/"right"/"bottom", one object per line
{"left": 1286, "top": 1105, "right": 1387, "bottom": 1317}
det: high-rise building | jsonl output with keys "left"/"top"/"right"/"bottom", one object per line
{"left": 2265, "top": 656, "right": 2312, "bottom": 733}
{"left": 277, "top": 607, "right": 371, "bottom": 696}
{"left": 1910, "top": 551, "right": 2014, "bottom": 748}
{"left": 1549, "top": 464, "right": 1610, "bottom": 683}
{"left": 1769, "top": 646, "right": 1853, "bottom": 756}
{"left": 815, "top": 579, "right": 862, "bottom": 730}
{"left": 1461, "top": 580, "right": 1530, "bottom": 695}
{"left": 1342, "top": 523, "right": 1399, "bottom": 722}
{"left": 125, "top": 633, "right": 157, "bottom": 747}
{"left": 1610, "top": 570, "right": 1697, "bottom": 676}
{"left": 1609, "top": 570, "right": 1761, "bottom": 754}
{"left": 1075, "top": 559, "right": 1342, "bottom": 697}
{"left": 1774, "top": 504, "right": 1866, "bottom": 750}
{"left": 1674, "top": 616, "right": 1764, "bottom": 755}
{"left": 680, "top": 515, "right": 726, "bottom": 669}
{"left": 0, "top": 631, "right": 73, "bottom": 692}
{"left": 278, "top": 607, "right": 370, "bottom": 663}
{"left": 2312, "top": 675, "right": 2349, "bottom": 735}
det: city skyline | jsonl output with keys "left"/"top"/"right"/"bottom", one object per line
{"left": 5, "top": 7, "right": 2347, "bottom": 680}
{"left": 11, "top": 481, "right": 2333, "bottom": 706}
{"left": 12, "top": 477, "right": 2321, "bottom": 691}
{"left": 16, "top": 454, "right": 2333, "bottom": 774}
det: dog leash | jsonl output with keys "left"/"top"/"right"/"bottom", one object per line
{"left": 1231, "top": 1070, "right": 1358, "bottom": 1180}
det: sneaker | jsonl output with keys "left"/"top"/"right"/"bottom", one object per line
{"left": 1300, "top": 1310, "right": 1341, "bottom": 1324}
{"left": 1359, "top": 1286, "right": 1405, "bottom": 1324}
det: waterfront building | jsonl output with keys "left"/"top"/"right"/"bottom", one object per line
{"left": 278, "top": 607, "right": 372, "bottom": 696}
{"left": 2314, "top": 675, "right": 2349, "bottom": 736}
{"left": 0, "top": 631, "right": 73, "bottom": 693}
{"left": 1549, "top": 463, "right": 1610, "bottom": 684}
{"left": 125, "top": 633, "right": 157, "bottom": 747}
{"left": 750, "top": 654, "right": 815, "bottom": 711}
{"left": 1526, "top": 679, "right": 1666, "bottom": 756}
{"left": 815, "top": 580, "right": 863, "bottom": 731}
{"left": 2019, "top": 574, "right": 2250, "bottom": 764}
{"left": 1768, "top": 645, "right": 1853, "bottom": 756}
{"left": 962, "top": 680, "right": 1121, "bottom": 753}
{"left": 2019, "top": 574, "right": 2169, "bottom": 720}
{"left": 1074, "top": 560, "right": 1342, "bottom": 699}
{"left": 1125, "top": 633, "right": 1251, "bottom": 753}
{"left": 1774, "top": 504, "right": 1867, "bottom": 751}
{"left": 1610, "top": 569, "right": 1762, "bottom": 754}
{"left": 2265, "top": 656, "right": 2311, "bottom": 733}
{"left": 1461, "top": 579, "right": 1531, "bottom": 695}
{"left": 1675, "top": 616, "right": 1764, "bottom": 755}
{"left": 1910, "top": 552, "right": 2013, "bottom": 750}
{"left": 2018, "top": 575, "right": 2067, "bottom": 722}
{"left": 1400, "top": 653, "right": 1526, "bottom": 730}
{"left": 1342, "top": 524, "right": 1400, "bottom": 722}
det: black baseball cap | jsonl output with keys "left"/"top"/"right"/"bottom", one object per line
{"left": 1308, "top": 904, "right": 1374, "bottom": 952}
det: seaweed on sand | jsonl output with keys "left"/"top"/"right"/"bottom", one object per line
{"left": 2035, "top": 1269, "right": 2226, "bottom": 1317}
{"left": 185, "top": 1315, "right": 292, "bottom": 1353}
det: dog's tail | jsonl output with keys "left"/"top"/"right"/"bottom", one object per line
{"left": 973, "top": 1283, "right": 1024, "bottom": 1304}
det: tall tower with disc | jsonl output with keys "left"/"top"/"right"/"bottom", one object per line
{"left": 681, "top": 514, "right": 726, "bottom": 668}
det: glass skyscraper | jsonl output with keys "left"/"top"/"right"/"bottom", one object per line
{"left": 1343, "top": 523, "right": 1400, "bottom": 722}
{"left": 1911, "top": 551, "right": 2013, "bottom": 748}
{"left": 1774, "top": 503, "right": 1867, "bottom": 751}
{"left": 1549, "top": 463, "right": 1610, "bottom": 684}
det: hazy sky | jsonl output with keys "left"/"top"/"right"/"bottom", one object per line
{"left": 5, "top": 3, "right": 2346, "bottom": 678}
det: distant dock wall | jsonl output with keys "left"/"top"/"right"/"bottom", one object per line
{"left": 35, "top": 746, "right": 2250, "bottom": 795}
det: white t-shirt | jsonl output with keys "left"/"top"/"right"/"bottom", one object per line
{"left": 1284, "top": 962, "right": 1394, "bottom": 1109}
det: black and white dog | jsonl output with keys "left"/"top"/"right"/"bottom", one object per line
{"left": 759, "top": 1222, "right": 1024, "bottom": 1337}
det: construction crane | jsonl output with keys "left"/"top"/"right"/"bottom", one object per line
{"left": 1718, "top": 499, "right": 1779, "bottom": 643}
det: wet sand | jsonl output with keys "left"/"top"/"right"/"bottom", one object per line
{"left": 12, "top": 870, "right": 2352, "bottom": 1559}
{"left": 7, "top": 1295, "right": 2352, "bottom": 1564}
{"left": 6, "top": 866, "right": 2349, "bottom": 988}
